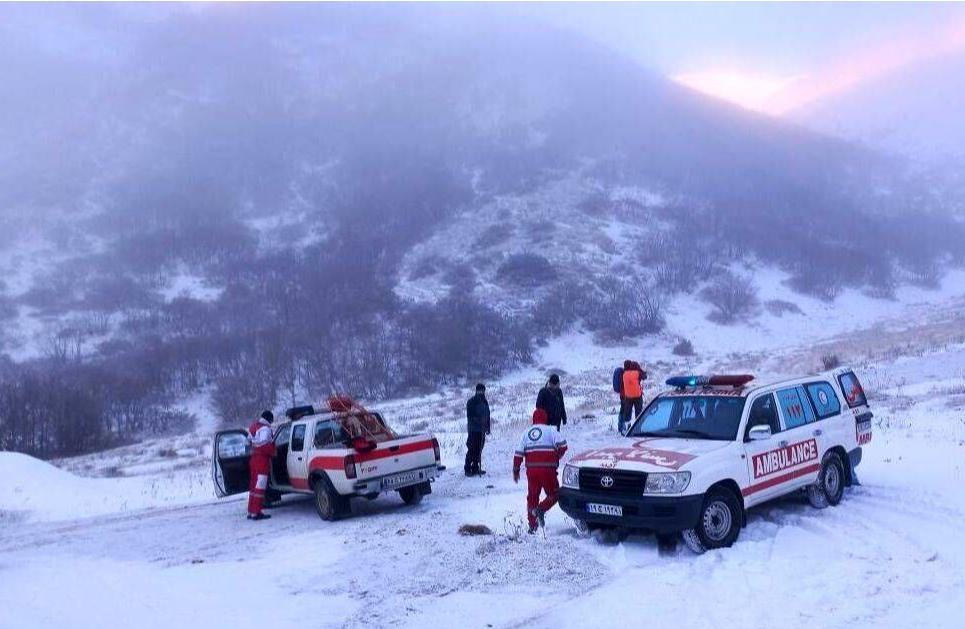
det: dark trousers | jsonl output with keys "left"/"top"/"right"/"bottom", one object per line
{"left": 621, "top": 397, "right": 643, "bottom": 432}
{"left": 465, "top": 431, "right": 486, "bottom": 474}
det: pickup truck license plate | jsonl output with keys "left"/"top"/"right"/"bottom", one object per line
{"left": 587, "top": 503, "right": 622, "bottom": 516}
{"left": 382, "top": 471, "right": 419, "bottom": 490}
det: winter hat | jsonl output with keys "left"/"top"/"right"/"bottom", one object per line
{"left": 261, "top": 410, "right": 274, "bottom": 423}
{"left": 548, "top": 373, "right": 560, "bottom": 386}
{"left": 623, "top": 359, "right": 632, "bottom": 370}
{"left": 533, "top": 408, "right": 549, "bottom": 425}
{"left": 476, "top": 383, "right": 486, "bottom": 393}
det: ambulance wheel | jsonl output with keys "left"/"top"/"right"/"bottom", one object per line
{"left": 682, "top": 488, "right": 741, "bottom": 554}
{"left": 313, "top": 476, "right": 349, "bottom": 521}
{"left": 807, "top": 452, "right": 845, "bottom": 509}
{"left": 398, "top": 484, "right": 424, "bottom": 506}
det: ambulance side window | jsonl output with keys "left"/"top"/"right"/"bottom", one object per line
{"left": 776, "top": 386, "right": 815, "bottom": 429}
{"left": 745, "top": 394, "right": 780, "bottom": 439}
{"left": 291, "top": 424, "right": 306, "bottom": 452}
{"left": 804, "top": 382, "right": 841, "bottom": 420}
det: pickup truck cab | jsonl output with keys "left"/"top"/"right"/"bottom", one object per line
{"left": 213, "top": 397, "right": 445, "bottom": 520}
{"left": 559, "top": 369, "right": 872, "bottom": 553}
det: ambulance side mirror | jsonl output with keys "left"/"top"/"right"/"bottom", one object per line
{"left": 748, "top": 425, "right": 772, "bottom": 441}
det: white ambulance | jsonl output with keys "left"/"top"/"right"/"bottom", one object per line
{"left": 559, "top": 369, "right": 872, "bottom": 553}
{"left": 212, "top": 397, "right": 445, "bottom": 520}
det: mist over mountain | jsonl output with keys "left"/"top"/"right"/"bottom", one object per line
{"left": 790, "top": 51, "right": 965, "bottom": 164}
{"left": 1, "top": 3, "right": 961, "bottom": 457}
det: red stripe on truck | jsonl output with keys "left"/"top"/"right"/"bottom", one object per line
{"left": 742, "top": 463, "right": 821, "bottom": 497}
{"left": 354, "top": 439, "right": 436, "bottom": 463}
{"left": 301, "top": 439, "right": 436, "bottom": 478}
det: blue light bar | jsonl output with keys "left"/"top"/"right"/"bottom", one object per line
{"left": 666, "top": 375, "right": 755, "bottom": 388}
{"left": 666, "top": 375, "right": 709, "bottom": 388}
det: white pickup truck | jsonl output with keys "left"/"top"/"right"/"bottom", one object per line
{"left": 213, "top": 397, "right": 445, "bottom": 520}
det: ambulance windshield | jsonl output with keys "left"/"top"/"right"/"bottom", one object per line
{"left": 628, "top": 395, "right": 746, "bottom": 441}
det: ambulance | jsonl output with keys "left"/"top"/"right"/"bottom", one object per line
{"left": 212, "top": 397, "right": 445, "bottom": 520}
{"left": 558, "top": 369, "right": 872, "bottom": 553}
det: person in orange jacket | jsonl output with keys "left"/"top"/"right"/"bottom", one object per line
{"left": 246, "top": 410, "right": 277, "bottom": 521}
{"left": 513, "top": 408, "right": 568, "bottom": 533}
{"left": 620, "top": 361, "right": 648, "bottom": 433}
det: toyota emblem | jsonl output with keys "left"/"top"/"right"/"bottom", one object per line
{"left": 600, "top": 475, "right": 614, "bottom": 488}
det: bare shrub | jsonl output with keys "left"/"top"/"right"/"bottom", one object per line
{"left": 472, "top": 223, "right": 514, "bottom": 251}
{"left": 701, "top": 271, "right": 758, "bottom": 324}
{"left": 672, "top": 338, "right": 695, "bottom": 357}
{"left": 764, "top": 299, "right": 803, "bottom": 317}
{"left": 531, "top": 282, "right": 583, "bottom": 335}
{"left": 496, "top": 253, "right": 557, "bottom": 288}
{"left": 584, "top": 277, "right": 664, "bottom": 341}
{"left": 821, "top": 354, "right": 842, "bottom": 370}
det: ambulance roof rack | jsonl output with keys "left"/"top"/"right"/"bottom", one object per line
{"left": 665, "top": 375, "right": 755, "bottom": 389}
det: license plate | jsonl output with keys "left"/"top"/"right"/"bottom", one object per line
{"left": 381, "top": 471, "right": 420, "bottom": 490}
{"left": 587, "top": 503, "right": 622, "bottom": 516}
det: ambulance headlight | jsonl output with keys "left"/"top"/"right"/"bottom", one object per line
{"left": 644, "top": 472, "right": 691, "bottom": 494}
{"left": 562, "top": 465, "right": 580, "bottom": 489}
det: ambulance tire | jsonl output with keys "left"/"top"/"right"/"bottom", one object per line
{"left": 313, "top": 475, "right": 350, "bottom": 521}
{"left": 808, "top": 452, "right": 845, "bottom": 509}
{"left": 398, "top": 484, "right": 424, "bottom": 506}
{"left": 682, "top": 488, "right": 742, "bottom": 554}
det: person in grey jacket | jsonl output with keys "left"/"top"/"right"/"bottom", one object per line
{"left": 465, "top": 383, "right": 491, "bottom": 476}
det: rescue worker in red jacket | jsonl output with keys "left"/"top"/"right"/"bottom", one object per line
{"left": 247, "top": 410, "right": 277, "bottom": 521}
{"left": 513, "top": 408, "right": 568, "bottom": 533}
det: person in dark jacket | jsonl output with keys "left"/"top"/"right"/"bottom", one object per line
{"left": 536, "top": 374, "right": 567, "bottom": 431}
{"left": 465, "top": 383, "right": 491, "bottom": 476}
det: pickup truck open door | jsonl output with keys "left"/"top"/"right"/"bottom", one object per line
{"left": 212, "top": 429, "right": 251, "bottom": 497}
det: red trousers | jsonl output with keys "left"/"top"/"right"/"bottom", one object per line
{"left": 248, "top": 455, "right": 271, "bottom": 516}
{"left": 527, "top": 468, "right": 560, "bottom": 529}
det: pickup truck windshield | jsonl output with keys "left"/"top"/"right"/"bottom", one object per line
{"left": 628, "top": 395, "right": 746, "bottom": 441}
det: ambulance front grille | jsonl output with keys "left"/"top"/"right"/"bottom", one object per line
{"left": 579, "top": 468, "right": 647, "bottom": 495}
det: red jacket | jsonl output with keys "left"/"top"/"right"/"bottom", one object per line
{"left": 248, "top": 419, "right": 277, "bottom": 459}
{"left": 513, "top": 409, "right": 568, "bottom": 472}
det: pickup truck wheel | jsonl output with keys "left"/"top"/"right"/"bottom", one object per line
{"left": 398, "top": 484, "right": 424, "bottom": 506}
{"left": 313, "top": 476, "right": 349, "bottom": 521}
{"left": 807, "top": 452, "right": 845, "bottom": 509}
{"left": 682, "top": 488, "right": 742, "bottom": 554}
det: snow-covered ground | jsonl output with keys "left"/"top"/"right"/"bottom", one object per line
{"left": 2, "top": 291, "right": 965, "bottom": 629}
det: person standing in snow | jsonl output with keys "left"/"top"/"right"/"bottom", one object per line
{"left": 513, "top": 408, "right": 568, "bottom": 533}
{"left": 613, "top": 363, "right": 626, "bottom": 433}
{"left": 536, "top": 373, "right": 567, "bottom": 431}
{"left": 620, "top": 361, "right": 647, "bottom": 431}
{"left": 464, "top": 383, "right": 491, "bottom": 477}
{"left": 246, "top": 410, "right": 277, "bottom": 521}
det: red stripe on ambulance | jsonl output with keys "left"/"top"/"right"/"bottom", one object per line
{"left": 743, "top": 463, "right": 821, "bottom": 496}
